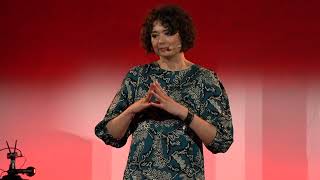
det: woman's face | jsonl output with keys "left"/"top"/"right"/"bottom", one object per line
{"left": 151, "top": 21, "right": 182, "bottom": 58}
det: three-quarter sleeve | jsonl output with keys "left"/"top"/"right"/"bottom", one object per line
{"left": 199, "top": 70, "right": 233, "bottom": 154}
{"left": 95, "top": 67, "right": 138, "bottom": 148}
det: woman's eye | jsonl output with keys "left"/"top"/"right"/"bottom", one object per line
{"left": 164, "top": 31, "right": 171, "bottom": 36}
{"left": 151, "top": 34, "right": 158, "bottom": 38}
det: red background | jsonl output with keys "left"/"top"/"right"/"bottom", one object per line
{"left": 1, "top": 0, "right": 319, "bottom": 180}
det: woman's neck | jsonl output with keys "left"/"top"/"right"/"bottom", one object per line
{"left": 158, "top": 53, "right": 192, "bottom": 71}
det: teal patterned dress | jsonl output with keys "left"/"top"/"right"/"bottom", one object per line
{"left": 95, "top": 62, "right": 233, "bottom": 180}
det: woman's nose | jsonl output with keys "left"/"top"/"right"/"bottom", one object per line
{"left": 158, "top": 34, "right": 166, "bottom": 43}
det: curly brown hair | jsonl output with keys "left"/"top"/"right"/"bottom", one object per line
{"left": 140, "top": 5, "right": 196, "bottom": 53}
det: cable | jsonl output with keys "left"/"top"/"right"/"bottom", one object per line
{"left": 0, "top": 147, "right": 23, "bottom": 156}
{"left": 19, "top": 156, "right": 27, "bottom": 169}
{"left": 0, "top": 169, "right": 7, "bottom": 178}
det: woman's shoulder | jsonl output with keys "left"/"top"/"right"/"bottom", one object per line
{"left": 126, "top": 63, "right": 151, "bottom": 74}
{"left": 121, "top": 63, "right": 155, "bottom": 81}
{"left": 194, "top": 64, "right": 218, "bottom": 77}
{"left": 127, "top": 62, "right": 161, "bottom": 75}
{"left": 191, "top": 63, "right": 223, "bottom": 88}
{"left": 129, "top": 62, "right": 155, "bottom": 70}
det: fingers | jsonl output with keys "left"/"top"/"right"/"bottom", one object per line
{"left": 143, "top": 88, "right": 153, "bottom": 103}
{"left": 150, "top": 89, "right": 165, "bottom": 103}
{"left": 150, "top": 102, "right": 163, "bottom": 109}
{"left": 150, "top": 82, "right": 167, "bottom": 100}
{"left": 143, "top": 85, "right": 163, "bottom": 104}
{"left": 143, "top": 80, "right": 170, "bottom": 106}
{"left": 154, "top": 81, "right": 167, "bottom": 95}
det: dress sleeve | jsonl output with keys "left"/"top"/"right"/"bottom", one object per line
{"left": 94, "top": 67, "right": 138, "bottom": 148}
{"left": 199, "top": 70, "right": 233, "bottom": 154}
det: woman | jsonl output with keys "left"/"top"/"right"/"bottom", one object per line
{"left": 95, "top": 5, "right": 233, "bottom": 180}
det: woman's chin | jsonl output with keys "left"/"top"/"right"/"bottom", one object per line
{"left": 157, "top": 52, "right": 178, "bottom": 58}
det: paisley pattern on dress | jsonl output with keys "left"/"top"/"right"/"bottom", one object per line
{"left": 95, "top": 62, "right": 233, "bottom": 179}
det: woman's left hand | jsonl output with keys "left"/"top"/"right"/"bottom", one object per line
{"left": 149, "top": 81, "right": 188, "bottom": 120}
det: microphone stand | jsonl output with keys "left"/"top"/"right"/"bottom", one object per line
{"left": 1, "top": 141, "right": 24, "bottom": 180}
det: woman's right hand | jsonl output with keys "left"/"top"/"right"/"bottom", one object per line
{"left": 126, "top": 87, "right": 154, "bottom": 116}
{"left": 105, "top": 86, "right": 155, "bottom": 140}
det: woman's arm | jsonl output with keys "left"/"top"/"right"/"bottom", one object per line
{"left": 149, "top": 82, "right": 217, "bottom": 144}
{"left": 181, "top": 111, "right": 218, "bottom": 146}
{"left": 95, "top": 66, "right": 149, "bottom": 148}
{"left": 105, "top": 108, "right": 135, "bottom": 140}
{"left": 106, "top": 91, "right": 153, "bottom": 139}
{"left": 149, "top": 78, "right": 233, "bottom": 154}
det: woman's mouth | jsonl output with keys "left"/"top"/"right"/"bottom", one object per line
{"left": 159, "top": 47, "right": 170, "bottom": 51}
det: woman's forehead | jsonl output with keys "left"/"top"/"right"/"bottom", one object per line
{"left": 152, "top": 21, "right": 167, "bottom": 32}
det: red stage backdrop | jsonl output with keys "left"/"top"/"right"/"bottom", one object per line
{"left": 1, "top": 0, "right": 319, "bottom": 180}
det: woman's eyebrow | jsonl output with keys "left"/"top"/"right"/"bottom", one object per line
{"left": 151, "top": 29, "right": 167, "bottom": 34}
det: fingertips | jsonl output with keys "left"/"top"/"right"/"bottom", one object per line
{"left": 150, "top": 89, "right": 160, "bottom": 99}
{"left": 150, "top": 102, "right": 162, "bottom": 108}
{"left": 155, "top": 81, "right": 161, "bottom": 88}
{"left": 150, "top": 82, "right": 158, "bottom": 90}
{"left": 144, "top": 90, "right": 152, "bottom": 102}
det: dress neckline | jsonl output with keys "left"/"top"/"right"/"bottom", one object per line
{"left": 152, "top": 61, "right": 196, "bottom": 73}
